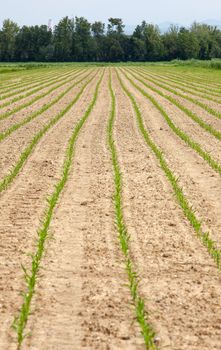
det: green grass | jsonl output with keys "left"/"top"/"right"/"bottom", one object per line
{"left": 108, "top": 71, "right": 157, "bottom": 349}
{"left": 170, "top": 58, "right": 221, "bottom": 70}
{"left": 116, "top": 69, "right": 221, "bottom": 270}
{"left": 12, "top": 69, "right": 104, "bottom": 348}
{"left": 0, "top": 69, "right": 93, "bottom": 142}
{"left": 0, "top": 70, "right": 98, "bottom": 193}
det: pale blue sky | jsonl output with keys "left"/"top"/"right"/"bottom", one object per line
{"left": 1, "top": 0, "right": 221, "bottom": 27}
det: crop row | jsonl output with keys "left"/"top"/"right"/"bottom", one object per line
{"left": 125, "top": 69, "right": 221, "bottom": 142}
{"left": 0, "top": 69, "right": 94, "bottom": 142}
{"left": 108, "top": 72, "right": 157, "bottom": 349}
{"left": 0, "top": 68, "right": 74, "bottom": 98}
{"left": 117, "top": 69, "right": 221, "bottom": 270}
{"left": 0, "top": 68, "right": 90, "bottom": 121}
{"left": 142, "top": 69, "right": 221, "bottom": 98}
{"left": 120, "top": 69, "right": 221, "bottom": 178}
{"left": 12, "top": 70, "right": 104, "bottom": 348}
{"left": 131, "top": 68, "right": 221, "bottom": 121}
{"left": 0, "top": 70, "right": 98, "bottom": 193}
{"left": 138, "top": 68, "right": 221, "bottom": 103}
{"left": 149, "top": 68, "right": 221, "bottom": 90}
{"left": 0, "top": 68, "right": 80, "bottom": 108}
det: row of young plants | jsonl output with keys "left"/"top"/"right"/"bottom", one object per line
{"left": 13, "top": 70, "right": 104, "bottom": 348}
{"left": 0, "top": 67, "right": 73, "bottom": 98}
{"left": 0, "top": 68, "right": 89, "bottom": 121}
{"left": 139, "top": 68, "right": 221, "bottom": 102}
{"left": 108, "top": 72, "right": 157, "bottom": 350}
{"left": 147, "top": 69, "right": 221, "bottom": 93}
{"left": 125, "top": 69, "right": 221, "bottom": 143}
{"left": 153, "top": 68, "right": 221, "bottom": 90}
{"left": 0, "top": 69, "right": 56, "bottom": 91}
{"left": 131, "top": 68, "right": 221, "bottom": 120}
{"left": 0, "top": 68, "right": 75, "bottom": 102}
{"left": 0, "top": 68, "right": 79, "bottom": 108}
{"left": 143, "top": 69, "right": 221, "bottom": 98}
{"left": 120, "top": 69, "right": 221, "bottom": 181}
{"left": 0, "top": 69, "right": 94, "bottom": 142}
{"left": 0, "top": 70, "right": 99, "bottom": 194}
{"left": 116, "top": 69, "right": 221, "bottom": 271}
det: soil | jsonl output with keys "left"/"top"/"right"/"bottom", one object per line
{"left": 1, "top": 67, "right": 221, "bottom": 350}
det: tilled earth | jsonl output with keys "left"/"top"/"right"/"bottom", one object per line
{"left": 0, "top": 66, "right": 221, "bottom": 350}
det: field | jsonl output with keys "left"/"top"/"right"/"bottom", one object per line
{"left": 0, "top": 63, "right": 221, "bottom": 350}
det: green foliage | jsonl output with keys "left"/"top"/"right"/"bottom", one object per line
{"left": 0, "top": 69, "right": 92, "bottom": 142}
{"left": 117, "top": 69, "right": 221, "bottom": 271}
{"left": 108, "top": 72, "right": 157, "bottom": 349}
{"left": 0, "top": 69, "right": 98, "bottom": 193}
{"left": 0, "top": 69, "right": 79, "bottom": 121}
{"left": 1, "top": 16, "right": 221, "bottom": 62}
{"left": 0, "top": 19, "right": 19, "bottom": 61}
{"left": 123, "top": 68, "right": 221, "bottom": 179}
{"left": 127, "top": 69, "right": 221, "bottom": 142}
{"left": 12, "top": 70, "right": 104, "bottom": 347}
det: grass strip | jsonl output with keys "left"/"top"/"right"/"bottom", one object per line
{"left": 130, "top": 68, "right": 221, "bottom": 120}
{"left": 12, "top": 70, "right": 104, "bottom": 348}
{"left": 0, "top": 68, "right": 87, "bottom": 121}
{"left": 0, "top": 69, "right": 78, "bottom": 109}
{"left": 0, "top": 70, "right": 98, "bottom": 194}
{"left": 125, "top": 69, "right": 221, "bottom": 142}
{"left": 0, "top": 69, "right": 94, "bottom": 142}
{"left": 117, "top": 69, "right": 221, "bottom": 270}
{"left": 120, "top": 69, "right": 221, "bottom": 177}
{"left": 108, "top": 72, "right": 157, "bottom": 349}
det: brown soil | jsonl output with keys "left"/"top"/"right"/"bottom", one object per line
{"left": 0, "top": 69, "right": 81, "bottom": 115}
{"left": 115, "top": 69, "right": 221, "bottom": 349}
{"left": 1, "top": 67, "right": 221, "bottom": 350}
{"left": 128, "top": 69, "right": 221, "bottom": 132}
{"left": 0, "top": 70, "right": 96, "bottom": 181}
{"left": 120, "top": 68, "right": 221, "bottom": 245}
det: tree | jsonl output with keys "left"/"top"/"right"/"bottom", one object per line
{"left": 73, "top": 17, "right": 93, "bottom": 61}
{"left": 54, "top": 16, "right": 74, "bottom": 61}
{"left": 107, "top": 18, "right": 125, "bottom": 61}
{"left": 177, "top": 27, "right": 199, "bottom": 60}
{"left": 0, "top": 19, "right": 19, "bottom": 61}
{"left": 91, "top": 21, "right": 106, "bottom": 61}
{"left": 1, "top": 15, "right": 221, "bottom": 62}
{"left": 107, "top": 18, "right": 125, "bottom": 35}
{"left": 162, "top": 25, "right": 179, "bottom": 60}
{"left": 16, "top": 25, "right": 52, "bottom": 61}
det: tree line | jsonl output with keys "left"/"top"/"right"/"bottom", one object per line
{"left": 0, "top": 16, "right": 221, "bottom": 62}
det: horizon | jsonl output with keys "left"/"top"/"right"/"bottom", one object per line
{"left": 1, "top": 17, "right": 221, "bottom": 30}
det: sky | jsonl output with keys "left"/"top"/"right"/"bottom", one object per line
{"left": 0, "top": 0, "right": 221, "bottom": 27}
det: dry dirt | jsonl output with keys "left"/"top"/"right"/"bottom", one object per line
{"left": 0, "top": 66, "right": 221, "bottom": 350}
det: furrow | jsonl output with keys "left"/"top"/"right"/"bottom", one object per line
{"left": 0, "top": 70, "right": 98, "bottom": 193}
{"left": 12, "top": 70, "right": 104, "bottom": 348}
